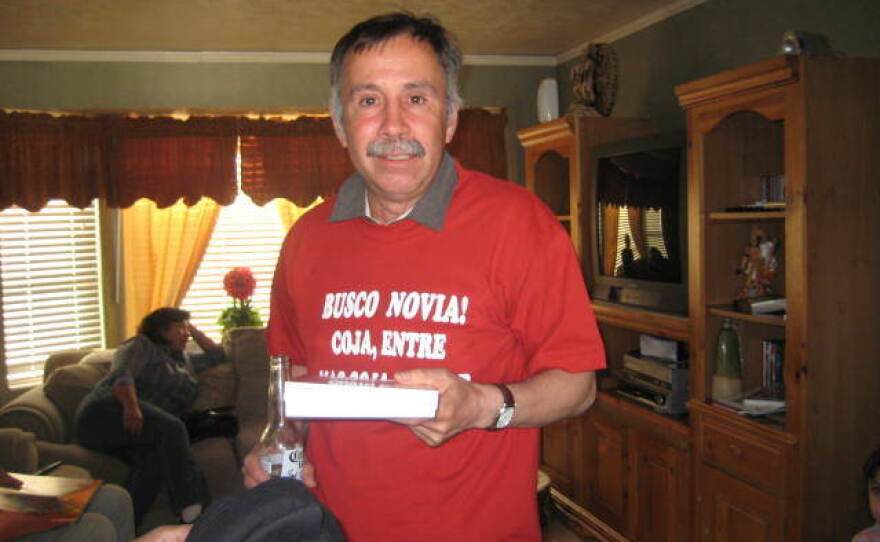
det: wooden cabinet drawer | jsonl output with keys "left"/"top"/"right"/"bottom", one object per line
{"left": 700, "top": 420, "right": 786, "bottom": 495}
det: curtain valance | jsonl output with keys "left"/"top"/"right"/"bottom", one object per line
{"left": 0, "top": 112, "right": 111, "bottom": 211}
{"left": 0, "top": 112, "right": 238, "bottom": 211}
{"left": 1, "top": 108, "right": 508, "bottom": 211}
{"left": 238, "top": 116, "right": 353, "bottom": 207}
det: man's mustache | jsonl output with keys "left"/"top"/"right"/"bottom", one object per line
{"left": 366, "top": 138, "right": 426, "bottom": 158}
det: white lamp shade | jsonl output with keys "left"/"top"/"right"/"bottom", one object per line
{"left": 537, "top": 78, "right": 559, "bottom": 123}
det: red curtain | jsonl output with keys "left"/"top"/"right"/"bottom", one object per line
{"left": 0, "top": 112, "right": 238, "bottom": 210}
{"left": 447, "top": 108, "right": 508, "bottom": 180}
{"left": 238, "top": 116, "right": 354, "bottom": 207}
{"left": 1, "top": 108, "right": 507, "bottom": 211}
{"left": 107, "top": 116, "right": 238, "bottom": 208}
{"left": 0, "top": 112, "right": 111, "bottom": 211}
{"left": 238, "top": 108, "right": 508, "bottom": 206}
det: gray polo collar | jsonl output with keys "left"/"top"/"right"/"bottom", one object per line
{"left": 329, "top": 152, "right": 458, "bottom": 231}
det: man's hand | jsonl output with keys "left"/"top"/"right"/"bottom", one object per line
{"left": 394, "top": 368, "right": 500, "bottom": 447}
{"left": 134, "top": 524, "right": 192, "bottom": 542}
{"left": 122, "top": 403, "right": 144, "bottom": 435}
{"left": 241, "top": 448, "right": 317, "bottom": 489}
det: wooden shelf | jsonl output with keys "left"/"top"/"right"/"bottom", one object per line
{"left": 709, "top": 211, "right": 786, "bottom": 222}
{"left": 598, "top": 389, "right": 690, "bottom": 440}
{"left": 592, "top": 300, "right": 689, "bottom": 341}
{"left": 707, "top": 304, "right": 786, "bottom": 327}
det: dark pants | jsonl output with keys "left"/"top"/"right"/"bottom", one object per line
{"left": 75, "top": 394, "right": 205, "bottom": 525}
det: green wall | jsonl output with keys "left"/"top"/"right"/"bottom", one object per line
{"left": 558, "top": 0, "right": 880, "bottom": 131}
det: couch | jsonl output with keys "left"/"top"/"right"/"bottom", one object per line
{"left": 0, "top": 326, "right": 270, "bottom": 529}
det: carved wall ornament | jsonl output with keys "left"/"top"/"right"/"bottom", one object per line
{"left": 568, "top": 43, "right": 618, "bottom": 117}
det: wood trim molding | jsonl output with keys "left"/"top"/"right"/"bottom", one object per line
{"left": 550, "top": 489, "right": 628, "bottom": 542}
{"left": 676, "top": 56, "right": 798, "bottom": 109}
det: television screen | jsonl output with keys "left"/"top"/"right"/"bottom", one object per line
{"left": 595, "top": 144, "right": 683, "bottom": 285}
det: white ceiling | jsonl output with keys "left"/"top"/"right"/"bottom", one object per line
{"left": 0, "top": 0, "right": 705, "bottom": 63}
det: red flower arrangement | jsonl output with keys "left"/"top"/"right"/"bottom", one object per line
{"left": 218, "top": 267, "right": 262, "bottom": 332}
{"left": 223, "top": 267, "right": 256, "bottom": 301}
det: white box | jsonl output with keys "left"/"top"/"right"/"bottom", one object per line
{"left": 639, "top": 334, "right": 682, "bottom": 361}
{"left": 284, "top": 376, "right": 439, "bottom": 419}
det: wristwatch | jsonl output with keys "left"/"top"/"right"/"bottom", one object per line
{"left": 490, "top": 383, "right": 516, "bottom": 430}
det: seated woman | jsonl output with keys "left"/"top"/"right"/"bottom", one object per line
{"left": 74, "top": 308, "right": 225, "bottom": 527}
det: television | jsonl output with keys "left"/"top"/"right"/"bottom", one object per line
{"left": 586, "top": 132, "right": 688, "bottom": 315}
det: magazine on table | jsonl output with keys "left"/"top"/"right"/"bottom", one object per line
{"left": 0, "top": 473, "right": 99, "bottom": 515}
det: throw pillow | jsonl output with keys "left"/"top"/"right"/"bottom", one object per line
{"left": 43, "top": 364, "right": 105, "bottom": 424}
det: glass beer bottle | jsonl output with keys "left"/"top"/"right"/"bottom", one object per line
{"left": 255, "top": 354, "right": 304, "bottom": 479}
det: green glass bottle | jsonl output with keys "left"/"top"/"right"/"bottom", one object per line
{"left": 712, "top": 318, "right": 743, "bottom": 400}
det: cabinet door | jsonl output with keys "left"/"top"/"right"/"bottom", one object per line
{"left": 698, "top": 466, "right": 784, "bottom": 542}
{"left": 541, "top": 416, "right": 583, "bottom": 502}
{"left": 628, "top": 431, "right": 691, "bottom": 542}
{"left": 584, "top": 412, "right": 628, "bottom": 533}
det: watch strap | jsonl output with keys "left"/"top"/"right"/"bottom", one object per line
{"left": 490, "top": 383, "right": 515, "bottom": 430}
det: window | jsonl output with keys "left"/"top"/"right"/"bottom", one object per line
{"left": 612, "top": 206, "right": 669, "bottom": 273}
{"left": 0, "top": 200, "right": 105, "bottom": 389}
{"left": 180, "top": 193, "right": 288, "bottom": 342}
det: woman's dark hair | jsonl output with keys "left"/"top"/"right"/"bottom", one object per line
{"left": 137, "top": 307, "right": 190, "bottom": 344}
{"left": 864, "top": 447, "right": 880, "bottom": 482}
{"left": 328, "top": 11, "right": 463, "bottom": 122}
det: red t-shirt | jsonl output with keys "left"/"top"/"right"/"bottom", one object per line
{"left": 268, "top": 163, "right": 605, "bottom": 541}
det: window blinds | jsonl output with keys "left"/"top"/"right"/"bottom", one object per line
{"left": 0, "top": 200, "right": 104, "bottom": 389}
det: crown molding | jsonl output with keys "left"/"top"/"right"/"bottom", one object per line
{"left": 0, "top": 49, "right": 556, "bottom": 67}
{"left": 557, "top": 0, "right": 708, "bottom": 63}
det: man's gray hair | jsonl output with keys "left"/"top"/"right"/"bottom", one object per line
{"left": 329, "top": 12, "right": 463, "bottom": 123}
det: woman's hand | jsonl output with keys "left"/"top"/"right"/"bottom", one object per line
{"left": 187, "top": 321, "right": 221, "bottom": 353}
{"left": 122, "top": 403, "right": 144, "bottom": 435}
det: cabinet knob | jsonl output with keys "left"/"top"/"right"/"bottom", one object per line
{"left": 728, "top": 443, "right": 743, "bottom": 458}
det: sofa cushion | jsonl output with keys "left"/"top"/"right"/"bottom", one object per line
{"left": 42, "top": 348, "right": 95, "bottom": 382}
{"left": 79, "top": 349, "right": 116, "bottom": 372}
{"left": 43, "top": 363, "right": 106, "bottom": 424}
{"left": 0, "top": 386, "right": 69, "bottom": 443}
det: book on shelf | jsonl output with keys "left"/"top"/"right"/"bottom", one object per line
{"left": 762, "top": 339, "right": 785, "bottom": 394}
{"left": 734, "top": 295, "right": 786, "bottom": 315}
{"left": 715, "top": 388, "right": 786, "bottom": 417}
{"left": 284, "top": 375, "right": 439, "bottom": 420}
{"left": 724, "top": 203, "right": 786, "bottom": 212}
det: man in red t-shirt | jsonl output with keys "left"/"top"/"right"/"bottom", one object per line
{"left": 243, "top": 12, "right": 606, "bottom": 541}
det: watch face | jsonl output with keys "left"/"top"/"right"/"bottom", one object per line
{"left": 496, "top": 407, "right": 514, "bottom": 429}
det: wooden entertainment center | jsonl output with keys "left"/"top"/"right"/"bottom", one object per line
{"left": 518, "top": 55, "right": 880, "bottom": 542}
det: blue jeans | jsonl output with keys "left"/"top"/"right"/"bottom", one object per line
{"left": 74, "top": 394, "right": 205, "bottom": 525}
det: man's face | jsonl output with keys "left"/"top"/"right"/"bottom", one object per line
{"left": 334, "top": 34, "right": 458, "bottom": 208}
